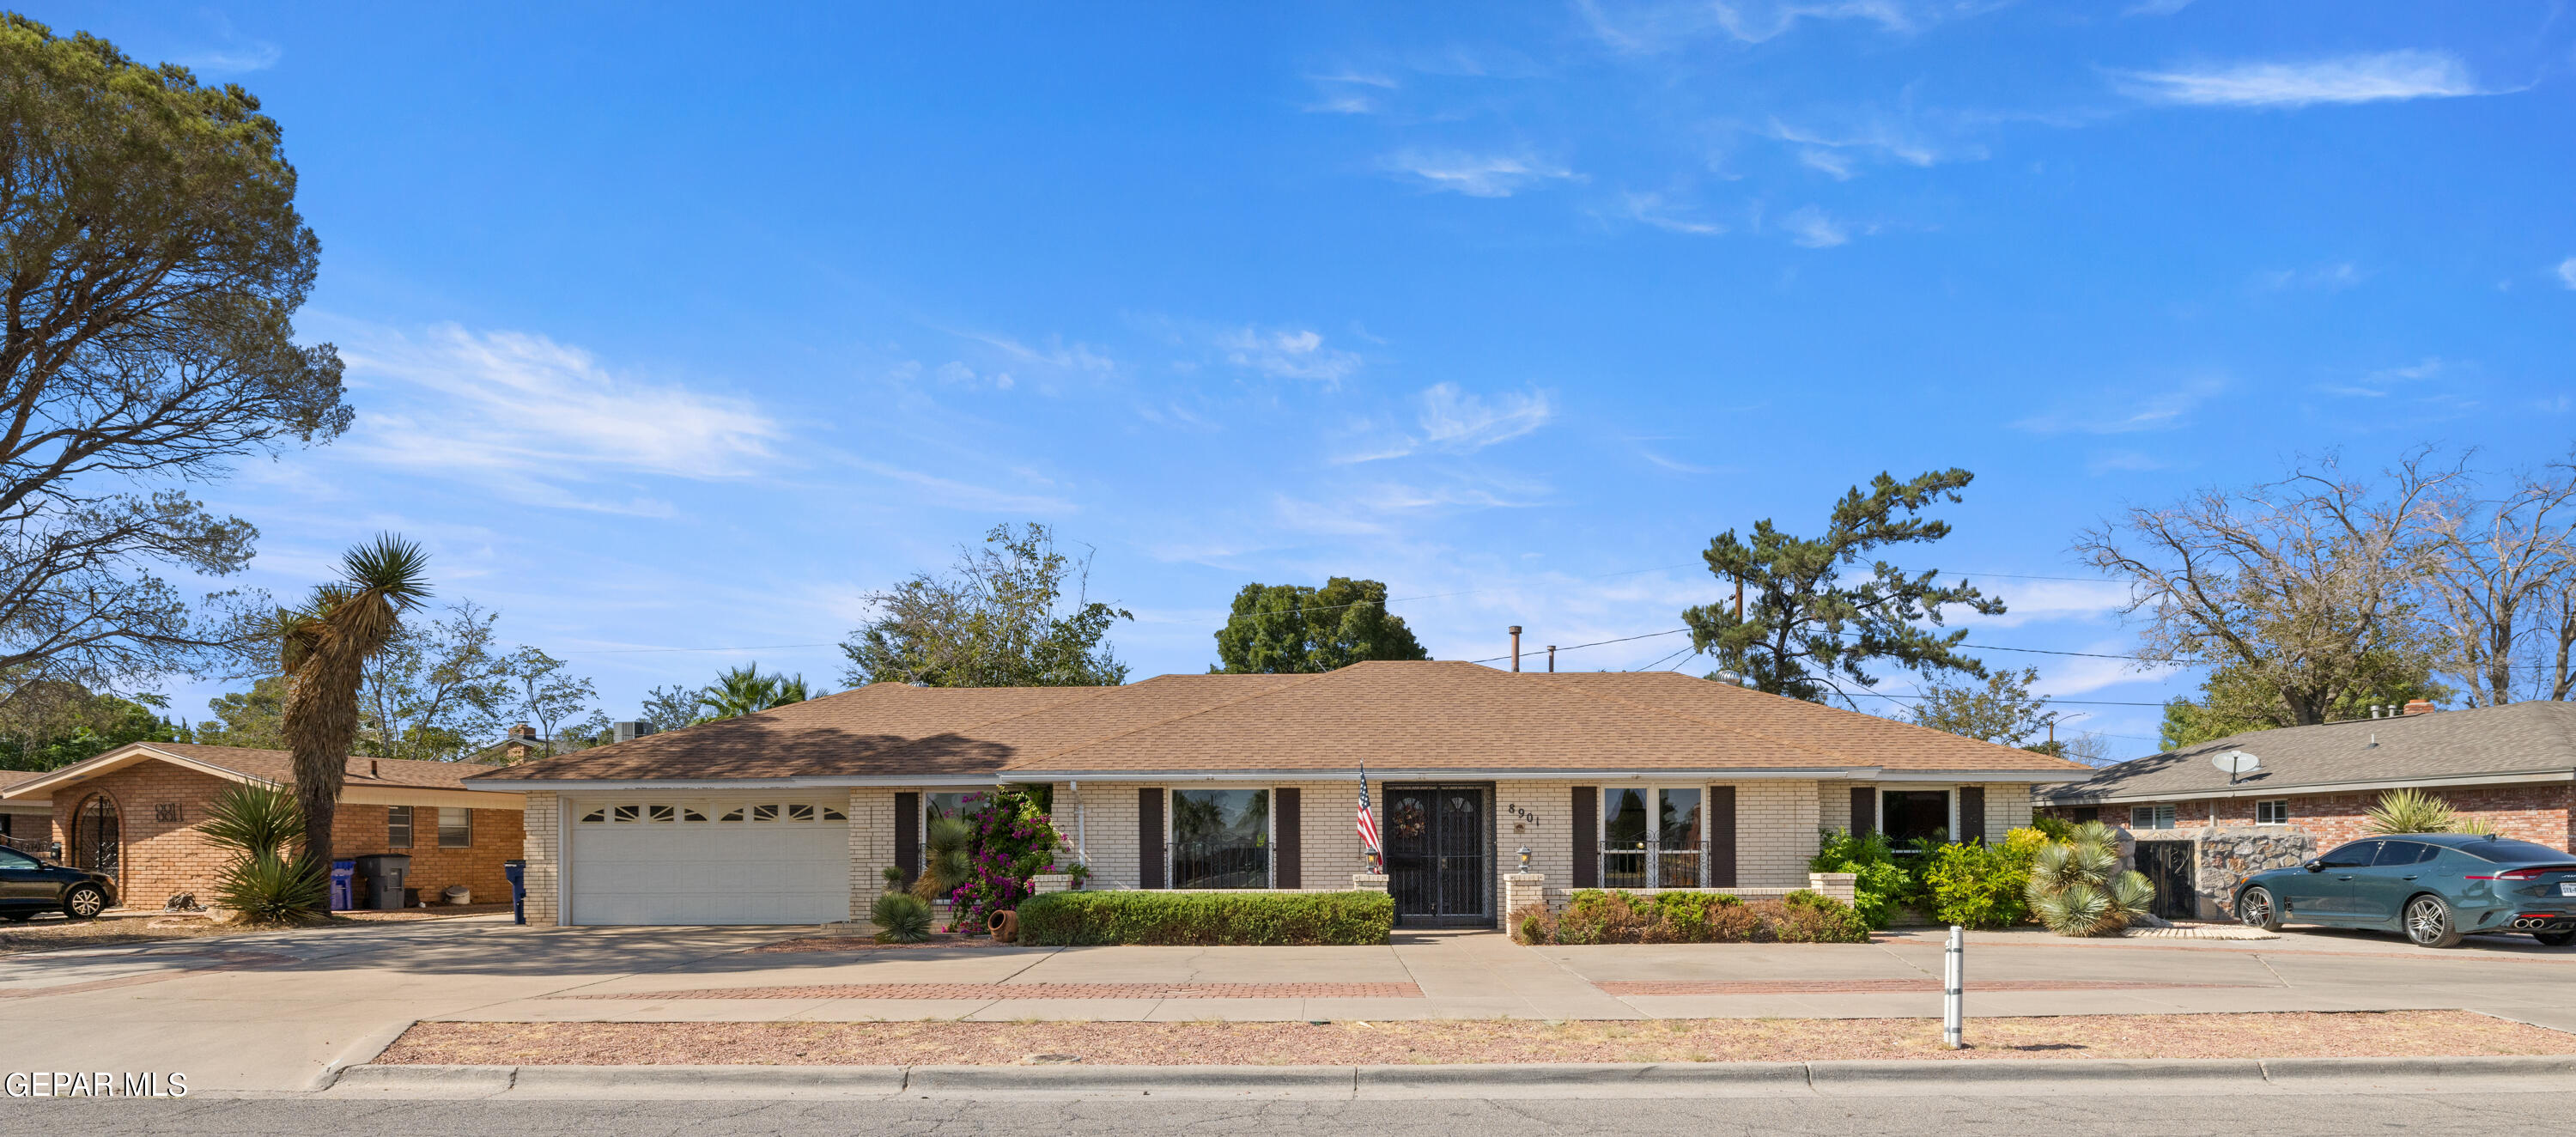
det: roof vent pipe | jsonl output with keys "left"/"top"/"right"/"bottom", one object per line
{"left": 1509, "top": 626, "right": 1522, "bottom": 672}
{"left": 1546, "top": 645, "right": 1557, "bottom": 673}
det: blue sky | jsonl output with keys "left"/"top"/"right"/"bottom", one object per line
{"left": 28, "top": 2, "right": 2576, "bottom": 757}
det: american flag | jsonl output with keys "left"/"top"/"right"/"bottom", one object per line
{"left": 1355, "top": 765, "right": 1382, "bottom": 872}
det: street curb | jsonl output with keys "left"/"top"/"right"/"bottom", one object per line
{"left": 310, "top": 1019, "right": 420, "bottom": 1091}
{"left": 325, "top": 1054, "right": 2576, "bottom": 1099}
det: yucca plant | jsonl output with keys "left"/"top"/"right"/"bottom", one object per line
{"left": 2365, "top": 788, "right": 2466, "bottom": 836}
{"left": 871, "top": 892, "right": 933, "bottom": 944}
{"left": 2025, "top": 820, "right": 2154, "bottom": 936}
{"left": 909, "top": 816, "right": 973, "bottom": 903}
{"left": 202, "top": 782, "right": 328, "bottom": 924}
{"left": 277, "top": 534, "right": 433, "bottom": 869}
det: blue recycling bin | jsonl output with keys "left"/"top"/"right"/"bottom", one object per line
{"left": 329, "top": 860, "right": 356, "bottom": 911}
{"left": 503, "top": 859, "right": 526, "bottom": 925}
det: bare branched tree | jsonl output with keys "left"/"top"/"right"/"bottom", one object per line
{"left": 0, "top": 21, "right": 351, "bottom": 711}
{"left": 2075, "top": 453, "right": 2455, "bottom": 727}
{"left": 2416, "top": 453, "right": 2576, "bottom": 706}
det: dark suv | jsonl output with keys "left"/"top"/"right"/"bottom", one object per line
{"left": 0, "top": 845, "right": 117, "bottom": 920}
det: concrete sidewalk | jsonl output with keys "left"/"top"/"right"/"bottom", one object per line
{"left": 3, "top": 920, "right": 2573, "bottom": 1093}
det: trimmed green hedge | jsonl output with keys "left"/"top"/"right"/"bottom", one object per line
{"left": 1015, "top": 889, "right": 1394, "bottom": 945}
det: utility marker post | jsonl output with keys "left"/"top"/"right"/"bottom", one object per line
{"left": 1943, "top": 925, "right": 1965, "bottom": 1049}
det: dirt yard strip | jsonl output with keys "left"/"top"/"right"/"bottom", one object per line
{"left": 382, "top": 1011, "right": 2573, "bottom": 1067}
{"left": 552, "top": 982, "right": 1423, "bottom": 1000}
{"left": 1595, "top": 979, "right": 2268, "bottom": 994}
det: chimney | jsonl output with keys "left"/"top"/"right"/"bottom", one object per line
{"left": 368, "top": 759, "right": 379, "bottom": 779}
{"left": 1509, "top": 626, "right": 1522, "bottom": 672}
{"left": 1546, "top": 645, "right": 1557, "bottom": 673}
{"left": 611, "top": 721, "right": 653, "bottom": 745}
{"left": 507, "top": 723, "right": 535, "bottom": 740}
{"left": 2402, "top": 699, "right": 2436, "bottom": 716}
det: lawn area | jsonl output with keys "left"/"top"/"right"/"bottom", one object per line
{"left": 380, "top": 1010, "right": 2573, "bottom": 1067}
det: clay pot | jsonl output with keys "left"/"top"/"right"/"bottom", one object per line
{"left": 988, "top": 909, "right": 1019, "bottom": 944}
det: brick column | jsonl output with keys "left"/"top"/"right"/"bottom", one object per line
{"left": 1807, "top": 871, "right": 1856, "bottom": 903}
{"left": 1030, "top": 873, "right": 1072, "bottom": 894}
{"left": 1351, "top": 873, "right": 1388, "bottom": 892}
{"left": 1503, "top": 872, "right": 1546, "bottom": 916}
{"left": 520, "top": 791, "right": 559, "bottom": 927}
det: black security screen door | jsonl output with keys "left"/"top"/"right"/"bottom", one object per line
{"left": 2136, "top": 841, "right": 2196, "bottom": 920}
{"left": 1385, "top": 785, "right": 1488, "bottom": 925}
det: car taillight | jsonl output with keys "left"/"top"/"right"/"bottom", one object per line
{"left": 2466, "top": 869, "right": 2548, "bottom": 880}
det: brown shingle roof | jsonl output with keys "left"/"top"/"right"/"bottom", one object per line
{"left": 2038, "top": 702, "right": 2576, "bottom": 803}
{"left": 2, "top": 743, "right": 505, "bottom": 796}
{"left": 473, "top": 661, "right": 2087, "bottom": 782}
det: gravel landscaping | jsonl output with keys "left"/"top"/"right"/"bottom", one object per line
{"left": 380, "top": 1010, "right": 2573, "bottom": 1067}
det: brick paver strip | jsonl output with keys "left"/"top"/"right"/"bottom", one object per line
{"left": 557, "top": 982, "right": 1424, "bottom": 1000}
{"left": 1596, "top": 978, "right": 2264, "bottom": 995}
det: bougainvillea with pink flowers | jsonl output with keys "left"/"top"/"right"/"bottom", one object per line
{"left": 942, "top": 785, "right": 1066, "bottom": 933}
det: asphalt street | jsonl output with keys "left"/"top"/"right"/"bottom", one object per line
{"left": 3, "top": 1089, "right": 2568, "bottom": 1135}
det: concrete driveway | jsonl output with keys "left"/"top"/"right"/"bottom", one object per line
{"left": 3, "top": 920, "right": 2571, "bottom": 1093}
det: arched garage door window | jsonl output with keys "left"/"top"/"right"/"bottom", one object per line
{"left": 74, "top": 793, "right": 120, "bottom": 881}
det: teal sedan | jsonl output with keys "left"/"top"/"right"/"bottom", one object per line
{"left": 2233, "top": 834, "right": 2576, "bottom": 948}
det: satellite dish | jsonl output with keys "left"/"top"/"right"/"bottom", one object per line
{"left": 2209, "top": 750, "right": 2261, "bottom": 783}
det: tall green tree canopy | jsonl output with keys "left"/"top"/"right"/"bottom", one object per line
{"left": 0, "top": 19, "right": 349, "bottom": 712}
{"left": 1684, "top": 469, "right": 2003, "bottom": 704}
{"left": 692, "top": 663, "right": 814, "bottom": 722}
{"left": 0, "top": 681, "right": 186, "bottom": 770}
{"left": 1908, "top": 666, "right": 2057, "bottom": 751}
{"left": 197, "top": 674, "right": 286, "bottom": 749}
{"left": 841, "top": 522, "right": 1132, "bottom": 688}
{"left": 1212, "top": 577, "right": 1427, "bottom": 673}
{"left": 2158, "top": 654, "right": 2446, "bottom": 750}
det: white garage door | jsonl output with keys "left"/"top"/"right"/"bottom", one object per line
{"left": 568, "top": 799, "right": 848, "bottom": 925}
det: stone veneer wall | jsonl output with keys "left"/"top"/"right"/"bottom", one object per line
{"left": 2042, "top": 782, "right": 2575, "bottom": 854}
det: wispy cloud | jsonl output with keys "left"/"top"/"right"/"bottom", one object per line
{"left": 2557, "top": 257, "right": 2576, "bottom": 289}
{"left": 960, "top": 331, "right": 1116, "bottom": 376}
{"left": 1380, "top": 149, "right": 1578, "bottom": 198}
{"left": 836, "top": 457, "right": 1075, "bottom": 514}
{"left": 2013, "top": 378, "right": 2225, "bottom": 435}
{"left": 1779, "top": 205, "right": 1850, "bottom": 248}
{"left": 1768, "top": 117, "right": 1965, "bottom": 179}
{"left": 1580, "top": 0, "right": 1997, "bottom": 51}
{"left": 2255, "top": 262, "right": 2365, "bottom": 292}
{"left": 2115, "top": 51, "right": 2484, "bottom": 108}
{"left": 1619, "top": 192, "right": 1726, "bottom": 235}
{"left": 2084, "top": 450, "right": 2172, "bottom": 475}
{"left": 1419, "top": 384, "right": 1555, "bottom": 451}
{"left": 1216, "top": 327, "right": 1364, "bottom": 383}
{"left": 1303, "top": 70, "right": 1397, "bottom": 114}
{"left": 337, "top": 325, "right": 781, "bottom": 510}
{"left": 2312, "top": 356, "right": 2460, "bottom": 398}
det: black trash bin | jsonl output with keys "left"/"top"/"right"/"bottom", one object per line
{"left": 503, "top": 859, "right": 526, "bottom": 926}
{"left": 353, "top": 853, "right": 411, "bottom": 911}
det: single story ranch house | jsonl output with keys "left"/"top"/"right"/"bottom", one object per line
{"left": 464, "top": 660, "right": 2089, "bottom": 927}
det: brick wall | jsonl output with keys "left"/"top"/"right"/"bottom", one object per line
{"left": 848, "top": 787, "right": 897, "bottom": 919}
{"left": 46, "top": 762, "right": 521, "bottom": 912}
{"left": 520, "top": 791, "right": 558, "bottom": 927}
{"left": 2039, "top": 781, "right": 2575, "bottom": 854}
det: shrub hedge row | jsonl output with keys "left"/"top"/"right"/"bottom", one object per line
{"left": 1013, "top": 889, "right": 1395, "bottom": 945}
{"left": 1514, "top": 889, "right": 1870, "bottom": 945}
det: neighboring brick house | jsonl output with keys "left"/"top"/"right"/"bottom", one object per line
{"left": 0, "top": 769, "right": 49, "bottom": 851}
{"left": 463, "top": 660, "right": 2087, "bottom": 928}
{"left": 2036, "top": 701, "right": 2576, "bottom": 920}
{"left": 0, "top": 743, "right": 527, "bottom": 912}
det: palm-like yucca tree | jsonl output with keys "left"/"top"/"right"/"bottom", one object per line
{"left": 693, "top": 663, "right": 814, "bottom": 721}
{"left": 2025, "top": 820, "right": 2155, "bottom": 936}
{"left": 278, "top": 535, "right": 433, "bottom": 873}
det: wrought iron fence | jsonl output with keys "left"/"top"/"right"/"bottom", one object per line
{"left": 1170, "top": 839, "right": 1267, "bottom": 889}
{"left": 1598, "top": 841, "right": 1710, "bottom": 889}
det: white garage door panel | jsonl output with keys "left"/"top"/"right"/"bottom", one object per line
{"left": 569, "top": 800, "right": 848, "bottom": 926}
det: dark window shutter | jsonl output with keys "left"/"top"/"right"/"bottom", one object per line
{"left": 1959, "top": 787, "right": 1986, "bottom": 844}
{"left": 1274, "top": 788, "right": 1301, "bottom": 889}
{"left": 1139, "top": 787, "right": 1165, "bottom": 890}
{"left": 1571, "top": 787, "right": 1598, "bottom": 889}
{"left": 1850, "top": 787, "right": 1876, "bottom": 836}
{"left": 894, "top": 792, "right": 920, "bottom": 886}
{"left": 1707, "top": 785, "right": 1738, "bottom": 889}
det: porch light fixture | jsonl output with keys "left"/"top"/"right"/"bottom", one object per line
{"left": 1517, "top": 847, "right": 1530, "bottom": 873}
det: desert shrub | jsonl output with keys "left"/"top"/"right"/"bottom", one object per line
{"left": 1919, "top": 830, "right": 2047, "bottom": 929}
{"left": 870, "top": 892, "right": 933, "bottom": 943}
{"left": 2026, "top": 820, "right": 2153, "bottom": 936}
{"left": 1644, "top": 891, "right": 1741, "bottom": 942}
{"left": 1706, "top": 902, "right": 1766, "bottom": 942}
{"left": 201, "top": 782, "right": 325, "bottom": 923}
{"left": 1015, "top": 890, "right": 1393, "bottom": 945}
{"left": 2365, "top": 788, "right": 2495, "bottom": 836}
{"left": 1511, "top": 903, "right": 1555, "bottom": 945}
{"left": 1771, "top": 890, "right": 1871, "bottom": 943}
{"left": 1554, "top": 890, "right": 1648, "bottom": 945}
{"left": 2027, "top": 815, "right": 2076, "bottom": 842}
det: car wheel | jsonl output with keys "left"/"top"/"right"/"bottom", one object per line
{"left": 2537, "top": 930, "right": 2576, "bottom": 948}
{"left": 62, "top": 884, "right": 106, "bottom": 921}
{"left": 2237, "top": 886, "right": 2283, "bottom": 932}
{"left": 2403, "top": 894, "right": 2463, "bottom": 948}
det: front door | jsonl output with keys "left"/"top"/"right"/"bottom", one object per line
{"left": 1384, "top": 785, "right": 1489, "bottom": 927}
{"left": 2135, "top": 841, "right": 2196, "bottom": 920}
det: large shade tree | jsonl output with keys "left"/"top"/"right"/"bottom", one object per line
{"left": 1212, "top": 576, "right": 1427, "bottom": 673}
{"left": 276, "top": 536, "right": 430, "bottom": 872}
{"left": 1683, "top": 469, "right": 2003, "bottom": 705}
{"left": 0, "top": 19, "right": 350, "bottom": 713}
{"left": 841, "top": 523, "right": 1132, "bottom": 688}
